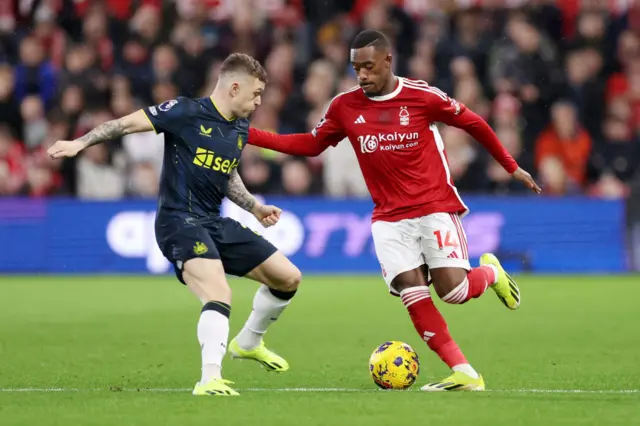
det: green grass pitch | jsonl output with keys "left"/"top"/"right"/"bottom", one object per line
{"left": 1, "top": 275, "right": 639, "bottom": 425}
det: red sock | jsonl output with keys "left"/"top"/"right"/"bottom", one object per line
{"left": 400, "top": 286, "right": 467, "bottom": 368}
{"left": 441, "top": 265, "right": 497, "bottom": 304}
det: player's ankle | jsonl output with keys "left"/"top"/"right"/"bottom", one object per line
{"left": 201, "top": 363, "right": 222, "bottom": 383}
{"left": 486, "top": 264, "right": 499, "bottom": 284}
{"left": 234, "top": 329, "right": 263, "bottom": 351}
{"left": 452, "top": 363, "right": 479, "bottom": 379}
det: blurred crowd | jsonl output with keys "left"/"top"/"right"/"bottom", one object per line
{"left": 1, "top": 0, "right": 639, "bottom": 200}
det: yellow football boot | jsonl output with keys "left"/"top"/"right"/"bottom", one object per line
{"left": 228, "top": 338, "right": 289, "bottom": 372}
{"left": 420, "top": 371, "right": 485, "bottom": 392}
{"left": 480, "top": 253, "right": 521, "bottom": 310}
{"left": 192, "top": 378, "right": 239, "bottom": 396}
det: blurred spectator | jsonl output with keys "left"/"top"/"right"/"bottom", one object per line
{"left": 117, "top": 35, "right": 153, "bottom": 101}
{"left": 18, "top": 155, "right": 60, "bottom": 197}
{"left": 20, "top": 95, "right": 48, "bottom": 149}
{"left": 316, "top": 22, "right": 350, "bottom": 74}
{"left": 152, "top": 82, "right": 180, "bottom": 106}
{"left": 60, "top": 85, "right": 85, "bottom": 120}
{"left": 571, "top": 10, "right": 608, "bottom": 50}
{"left": 82, "top": 10, "right": 113, "bottom": 72}
{"left": 152, "top": 45, "right": 194, "bottom": 96}
{"left": 489, "top": 14, "right": 564, "bottom": 140}
{"left": 0, "top": 65, "right": 23, "bottom": 140}
{"left": 441, "top": 126, "right": 488, "bottom": 192}
{"left": 1, "top": 1, "right": 638, "bottom": 201}
{"left": 264, "top": 42, "right": 295, "bottom": 94}
{"left": 281, "top": 158, "right": 318, "bottom": 195}
{"left": 77, "top": 144, "right": 126, "bottom": 200}
{"left": 436, "top": 9, "right": 492, "bottom": 89}
{"left": 172, "top": 25, "right": 210, "bottom": 96}
{"left": 526, "top": 0, "right": 564, "bottom": 43}
{"left": 14, "top": 36, "right": 57, "bottom": 108}
{"left": 58, "top": 44, "right": 109, "bottom": 109}
{"left": 535, "top": 100, "right": 592, "bottom": 195}
{"left": 588, "top": 172, "right": 630, "bottom": 199}
{"left": 564, "top": 47, "right": 606, "bottom": 138}
{"left": 130, "top": 5, "right": 163, "bottom": 48}
{"left": 589, "top": 116, "right": 640, "bottom": 186}
{"left": 129, "top": 161, "right": 160, "bottom": 198}
{"left": 216, "top": 4, "right": 273, "bottom": 63}
{"left": 32, "top": 7, "right": 67, "bottom": 70}
{"left": 280, "top": 59, "right": 337, "bottom": 133}
{"left": 605, "top": 32, "right": 639, "bottom": 103}
{"left": 239, "top": 146, "right": 281, "bottom": 194}
{"left": 0, "top": 125, "right": 25, "bottom": 195}
{"left": 487, "top": 126, "right": 525, "bottom": 194}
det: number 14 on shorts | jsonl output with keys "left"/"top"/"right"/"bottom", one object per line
{"left": 433, "top": 230, "right": 459, "bottom": 250}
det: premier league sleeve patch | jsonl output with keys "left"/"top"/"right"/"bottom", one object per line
{"left": 159, "top": 99, "right": 178, "bottom": 112}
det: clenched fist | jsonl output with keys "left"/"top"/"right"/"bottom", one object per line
{"left": 47, "top": 140, "right": 85, "bottom": 159}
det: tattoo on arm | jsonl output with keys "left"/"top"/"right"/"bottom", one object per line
{"left": 77, "top": 119, "right": 127, "bottom": 148}
{"left": 227, "top": 169, "right": 257, "bottom": 212}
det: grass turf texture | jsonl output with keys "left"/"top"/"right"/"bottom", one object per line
{"left": 1, "top": 275, "right": 639, "bottom": 426}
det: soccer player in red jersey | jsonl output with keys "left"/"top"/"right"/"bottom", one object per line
{"left": 248, "top": 30, "right": 541, "bottom": 391}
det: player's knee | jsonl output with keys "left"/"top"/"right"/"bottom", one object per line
{"left": 277, "top": 267, "right": 302, "bottom": 293}
{"left": 432, "top": 283, "right": 453, "bottom": 300}
{"left": 391, "top": 267, "right": 428, "bottom": 294}
{"left": 265, "top": 267, "right": 301, "bottom": 302}
{"left": 430, "top": 268, "right": 467, "bottom": 301}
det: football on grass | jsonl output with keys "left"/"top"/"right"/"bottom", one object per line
{"left": 369, "top": 341, "right": 420, "bottom": 389}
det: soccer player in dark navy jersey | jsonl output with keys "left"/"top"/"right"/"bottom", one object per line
{"left": 48, "top": 53, "right": 301, "bottom": 396}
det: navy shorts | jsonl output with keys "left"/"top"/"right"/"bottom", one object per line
{"left": 155, "top": 214, "right": 278, "bottom": 284}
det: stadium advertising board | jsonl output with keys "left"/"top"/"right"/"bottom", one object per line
{"left": 0, "top": 197, "right": 626, "bottom": 274}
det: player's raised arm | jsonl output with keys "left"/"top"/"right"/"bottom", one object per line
{"left": 248, "top": 95, "right": 347, "bottom": 156}
{"left": 248, "top": 128, "right": 328, "bottom": 156}
{"left": 47, "top": 109, "right": 154, "bottom": 159}
{"left": 423, "top": 86, "right": 541, "bottom": 193}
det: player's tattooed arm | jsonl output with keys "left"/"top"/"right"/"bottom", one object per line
{"left": 227, "top": 169, "right": 257, "bottom": 212}
{"left": 77, "top": 119, "right": 126, "bottom": 148}
{"left": 48, "top": 110, "right": 154, "bottom": 159}
{"left": 77, "top": 110, "right": 154, "bottom": 148}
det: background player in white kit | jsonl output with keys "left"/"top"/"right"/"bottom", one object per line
{"left": 248, "top": 30, "right": 541, "bottom": 391}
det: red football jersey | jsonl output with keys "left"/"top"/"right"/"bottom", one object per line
{"left": 247, "top": 77, "right": 518, "bottom": 223}
{"left": 311, "top": 78, "right": 473, "bottom": 223}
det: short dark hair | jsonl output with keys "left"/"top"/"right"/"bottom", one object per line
{"left": 350, "top": 30, "right": 391, "bottom": 51}
{"left": 220, "top": 53, "right": 268, "bottom": 83}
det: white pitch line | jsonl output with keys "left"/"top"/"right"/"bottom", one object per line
{"left": 1, "top": 387, "right": 639, "bottom": 394}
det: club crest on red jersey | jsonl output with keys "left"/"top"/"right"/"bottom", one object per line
{"left": 399, "top": 106, "right": 410, "bottom": 126}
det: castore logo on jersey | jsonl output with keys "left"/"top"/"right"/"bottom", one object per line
{"left": 199, "top": 125, "right": 213, "bottom": 137}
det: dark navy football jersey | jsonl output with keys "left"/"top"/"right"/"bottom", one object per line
{"left": 144, "top": 96, "right": 248, "bottom": 217}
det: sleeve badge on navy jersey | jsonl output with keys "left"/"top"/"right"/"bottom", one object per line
{"left": 159, "top": 99, "right": 178, "bottom": 111}
{"left": 149, "top": 106, "right": 158, "bottom": 116}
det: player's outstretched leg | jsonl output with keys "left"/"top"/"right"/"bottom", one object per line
{"left": 480, "top": 253, "right": 520, "bottom": 310}
{"left": 433, "top": 258, "right": 519, "bottom": 310}
{"left": 436, "top": 264, "right": 498, "bottom": 305}
{"left": 182, "top": 258, "right": 239, "bottom": 396}
{"left": 393, "top": 268, "right": 485, "bottom": 392}
{"left": 229, "top": 251, "right": 300, "bottom": 372}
